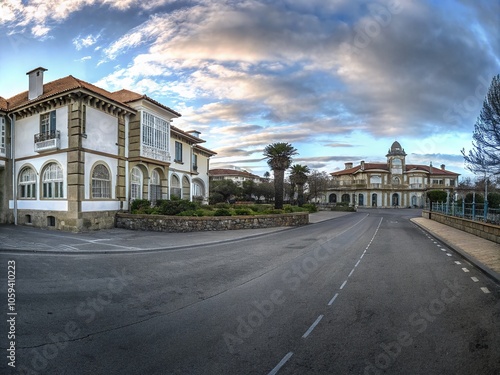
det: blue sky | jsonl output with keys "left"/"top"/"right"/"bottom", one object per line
{"left": 1, "top": 0, "right": 499, "bottom": 179}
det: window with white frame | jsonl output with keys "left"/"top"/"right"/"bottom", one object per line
{"left": 130, "top": 167, "right": 143, "bottom": 201}
{"left": 142, "top": 111, "right": 168, "bottom": 155}
{"left": 170, "top": 175, "right": 181, "bottom": 198}
{"left": 42, "top": 163, "right": 64, "bottom": 199}
{"left": 193, "top": 180, "right": 204, "bottom": 197}
{"left": 92, "top": 164, "right": 111, "bottom": 199}
{"left": 19, "top": 167, "right": 37, "bottom": 199}
{"left": 150, "top": 170, "right": 162, "bottom": 203}
{"left": 40, "top": 111, "right": 56, "bottom": 134}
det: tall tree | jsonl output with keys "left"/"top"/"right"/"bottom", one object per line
{"left": 289, "top": 164, "right": 310, "bottom": 206}
{"left": 462, "top": 75, "right": 500, "bottom": 175}
{"left": 263, "top": 142, "right": 298, "bottom": 209}
{"left": 307, "top": 170, "right": 331, "bottom": 202}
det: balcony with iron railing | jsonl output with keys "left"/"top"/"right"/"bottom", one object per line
{"left": 141, "top": 145, "right": 171, "bottom": 163}
{"left": 34, "top": 130, "right": 60, "bottom": 153}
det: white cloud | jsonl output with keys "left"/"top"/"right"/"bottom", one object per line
{"left": 73, "top": 33, "right": 101, "bottom": 50}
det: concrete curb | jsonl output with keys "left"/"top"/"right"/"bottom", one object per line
{"left": 411, "top": 219, "right": 500, "bottom": 284}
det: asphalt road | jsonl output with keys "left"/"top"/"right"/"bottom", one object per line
{"left": 1, "top": 209, "right": 499, "bottom": 374}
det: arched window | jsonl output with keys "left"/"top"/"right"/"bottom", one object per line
{"left": 150, "top": 170, "right": 162, "bottom": 203}
{"left": 170, "top": 175, "right": 181, "bottom": 198}
{"left": 358, "top": 193, "right": 364, "bottom": 206}
{"left": 92, "top": 164, "right": 111, "bottom": 199}
{"left": 392, "top": 193, "right": 399, "bottom": 206}
{"left": 19, "top": 167, "right": 37, "bottom": 199}
{"left": 130, "top": 167, "right": 143, "bottom": 201}
{"left": 182, "top": 176, "right": 190, "bottom": 199}
{"left": 42, "top": 163, "right": 63, "bottom": 199}
{"left": 372, "top": 193, "right": 378, "bottom": 207}
{"left": 341, "top": 193, "right": 350, "bottom": 203}
{"left": 329, "top": 193, "right": 337, "bottom": 203}
{"left": 193, "top": 180, "right": 204, "bottom": 197}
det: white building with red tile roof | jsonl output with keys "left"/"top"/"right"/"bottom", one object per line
{"left": 209, "top": 168, "right": 264, "bottom": 184}
{"left": 0, "top": 68, "right": 216, "bottom": 231}
{"left": 324, "top": 141, "right": 460, "bottom": 208}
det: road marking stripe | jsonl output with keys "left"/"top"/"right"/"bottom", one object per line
{"left": 446, "top": 253, "right": 452, "bottom": 256}
{"left": 471, "top": 277, "right": 479, "bottom": 282}
{"left": 481, "top": 287, "right": 490, "bottom": 294}
{"left": 348, "top": 268, "right": 355, "bottom": 277}
{"left": 355, "top": 260, "right": 360, "bottom": 267}
{"left": 441, "top": 248, "right": 446, "bottom": 251}
{"left": 268, "top": 352, "right": 294, "bottom": 375}
{"left": 462, "top": 268, "right": 470, "bottom": 273}
{"left": 360, "top": 253, "right": 364, "bottom": 259}
{"left": 302, "top": 315, "right": 324, "bottom": 338}
{"left": 340, "top": 280, "right": 347, "bottom": 289}
{"left": 328, "top": 293, "right": 339, "bottom": 306}
{"left": 454, "top": 261, "right": 461, "bottom": 265}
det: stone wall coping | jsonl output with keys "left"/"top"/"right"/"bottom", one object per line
{"left": 423, "top": 210, "right": 500, "bottom": 230}
{"left": 116, "top": 212, "right": 309, "bottom": 221}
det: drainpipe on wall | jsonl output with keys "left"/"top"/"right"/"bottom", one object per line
{"left": 7, "top": 113, "right": 16, "bottom": 225}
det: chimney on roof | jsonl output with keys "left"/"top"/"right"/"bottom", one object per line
{"left": 441, "top": 164, "right": 445, "bottom": 170}
{"left": 360, "top": 160, "right": 365, "bottom": 171}
{"left": 187, "top": 130, "right": 201, "bottom": 138}
{"left": 345, "top": 162, "right": 353, "bottom": 169}
{"left": 27, "top": 67, "right": 47, "bottom": 100}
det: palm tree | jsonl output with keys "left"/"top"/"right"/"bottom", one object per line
{"left": 290, "top": 164, "right": 310, "bottom": 206}
{"left": 263, "top": 142, "right": 298, "bottom": 209}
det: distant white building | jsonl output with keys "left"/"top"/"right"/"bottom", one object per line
{"left": 0, "top": 67, "right": 216, "bottom": 231}
{"left": 209, "top": 168, "right": 264, "bottom": 185}
{"left": 323, "top": 141, "right": 460, "bottom": 208}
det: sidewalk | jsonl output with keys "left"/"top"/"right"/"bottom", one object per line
{"left": 0, "top": 211, "right": 346, "bottom": 254}
{"left": 412, "top": 217, "right": 500, "bottom": 282}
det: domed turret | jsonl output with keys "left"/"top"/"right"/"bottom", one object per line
{"left": 386, "top": 141, "right": 407, "bottom": 157}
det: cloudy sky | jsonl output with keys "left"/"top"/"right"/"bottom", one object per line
{"left": 1, "top": 0, "right": 498, "bottom": 178}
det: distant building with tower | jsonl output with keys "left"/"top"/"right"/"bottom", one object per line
{"left": 324, "top": 141, "right": 460, "bottom": 208}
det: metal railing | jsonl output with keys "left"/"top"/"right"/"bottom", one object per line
{"left": 430, "top": 202, "right": 500, "bottom": 225}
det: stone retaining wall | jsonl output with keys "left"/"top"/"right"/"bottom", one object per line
{"left": 115, "top": 212, "right": 309, "bottom": 232}
{"left": 423, "top": 210, "right": 500, "bottom": 244}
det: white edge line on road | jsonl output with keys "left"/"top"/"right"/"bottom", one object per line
{"left": 481, "top": 287, "right": 490, "bottom": 294}
{"left": 302, "top": 315, "right": 324, "bottom": 339}
{"left": 471, "top": 277, "right": 479, "bottom": 282}
{"left": 340, "top": 280, "right": 347, "bottom": 289}
{"left": 328, "top": 293, "right": 339, "bottom": 306}
{"left": 268, "top": 352, "right": 294, "bottom": 375}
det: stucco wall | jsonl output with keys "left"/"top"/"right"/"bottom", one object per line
{"left": 116, "top": 212, "right": 309, "bottom": 232}
{"left": 423, "top": 210, "right": 500, "bottom": 244}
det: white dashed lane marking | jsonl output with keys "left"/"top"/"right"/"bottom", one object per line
{"left": 481, "top": 287, "right": 491, "bottom": 294}
{"left": 462, "top": 268, "right": 470, "bottom": 273}
{"left": 328, "top": 293, "right": 339, "bottom": 306}
{"left": 268, "top": 352, "right": 293, "bottom": 375}
{"left": 302, "top": 315, "right": 324, "bottom": 339}
{"left": 471, "top": 277, "right": 479, "bottom": 282}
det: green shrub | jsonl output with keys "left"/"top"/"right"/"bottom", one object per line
{"left": 248, "top": 204, "right": 272, "bottom": 213}
{"left": 215, "top": 202, "right": 231, "bottom": 209}
{"left": 302, "top": 203, "right": 318, "bottom": 213}
{"left": 234, "top": 208, "right": 253, "bottom": 215}
{"left": 214, "top": 208, "right": 233, "bottom": 216}
{"left": 155, "top": 199, "right": 198, "bottom": 216}
{"left": 178, "top": 209, "right": 206, "bottom": 217}
{"left": 131, "top": 199, "right": 151, "bottom": 213}
{"left": 264, "top": 209, "right": 284, "bottom": 215}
